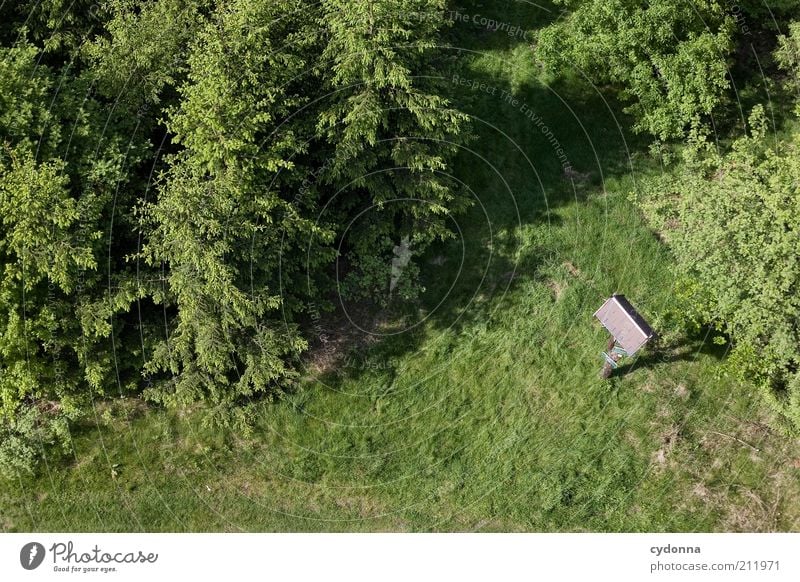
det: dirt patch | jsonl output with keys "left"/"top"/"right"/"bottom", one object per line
{"left": 546, "top": 279, "right": 567, "bottom": 301}
{"left": 36, "top": 400, "right": 62, "bottom": 414}
{"left": 698, "top": 431, "right": 724, "bottom": 455}
{"left": 0, "top": 512, "right": 15, "bottom": 532}
{"left": 692, "top": 483, "right": 711, "bottom": 500}
{"left": 640, "top": 382, "right": 657, "bottom": 394}
{"left": 334, "top": 493, "right": 385, "bottom": 518}
{"left": 685, "top": 474, "right": 784, "bottom": 531}
{"left": 638, "top": 372, "right": 659, "bottom": 393}
{"left": 723, "top": 485, "right": 780, "bottom": 532}
{"left": 652, "top": 424, "right": 680, "bottom": 468}
{"left": 304, "top": 304, "right": 383, "bottom": 376}
{"left": 674, "top": 384, "right": 691, "bottom": 400}
{"left": 563, "top": 261, "right": 581, "bottom": 277}
{"left": 562, "top": 167, "right": 592, "bottom": 184}
{"left": 723, "top": 414, "right": 773, "bottom": 443}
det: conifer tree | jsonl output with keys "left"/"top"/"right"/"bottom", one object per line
{"left": 141, "top": 0, "right": 332, "bottom": 429}
{"left": 318, "top": 0, "right": 470, "bottom": 302}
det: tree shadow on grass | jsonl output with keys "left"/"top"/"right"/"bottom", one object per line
{"left": 611, "top": 333, "right": 730, "bottom": 379}
{"left": 397, "top": 72, "right": 642, "bottom": 335}
{"left": 301, "top": 0, "right": 652, "bottom": 393}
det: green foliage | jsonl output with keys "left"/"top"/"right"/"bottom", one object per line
{"left": 0, "top": 406, "right": 72, "bottom": 478}
{"left": 0, "top": 39, "right": 152, "bottom": 476}
{"left": 0, "top": 152, "right": 83, "bottom": 475}
{"left": 138, "top": 0, "right": 470, "bottom": 426}
{"left": 140, "top": 0, "right": 327, "bottom": 428}
{"left": 319, "top": 0, "right": 471, "bottom": 301}
{"left": 536, "top": 0, "right": 735, "bottom": 139}
{"left": 0, "top": 0, "right": 469, "bottom": 471}
{"left": 737, "top": 0, "right": 800, "bottom": 18}
{"left": 637, "top": 105, "right": 800, "bottom": 432}
{"left": 0, "top": 0, "right": 100, "bottom": 52}
{"left": 83, "top": 0, "right": 206, "bottom": 110}
{"left": 776, "top": 20, "right": 800, "bottom": 112}
{"left": 0, "top": 43, "right": 57, "bottom": 151}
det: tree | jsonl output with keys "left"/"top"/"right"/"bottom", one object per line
{"left": 140, "top": 0, "right": 330, "bottom": 430}
{"left": 536, "top": 0, "right": 735, "bottom": 139}
{"left": 0, "top": 40, "right": 150, "bottom": 476}
{"left": 141, "top": 0, "right": 471, "bottom": 429}
{"left": 635, "top": 105, "right": 800, "bottom": 432}
{"left": 82, "top": 0, "right": 207, "bottom": 111}
{"left": 318, "top": 0, "right": 471, "bottom": 303}
{"left": 0, "top": 0, "right": 471, "bottom": 472}
{"left": 776, "top": 19, "right": 800, "bottom": 111}
{"left": 0, "top": 0, "right": 100, "bottom": 53}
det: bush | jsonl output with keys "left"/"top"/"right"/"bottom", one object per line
{"left": 635, "top": 106, "right": 800, "bottom": 432}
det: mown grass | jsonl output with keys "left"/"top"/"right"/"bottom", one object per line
{"left": 2, "top": 0, "right": 799, "bottom": 532}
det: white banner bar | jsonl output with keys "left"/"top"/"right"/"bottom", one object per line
{"left": 1, "top": 533, "right": 798, "bottom": 581}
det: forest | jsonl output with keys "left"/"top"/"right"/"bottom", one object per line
{"left": 1, "top": 0, "right": 800, "bottom": 531}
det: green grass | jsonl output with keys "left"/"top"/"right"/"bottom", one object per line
{"left": 2, "top": 0, "right": 799, "bottom": 532}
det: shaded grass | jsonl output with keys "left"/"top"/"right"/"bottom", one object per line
{"left": 2, "top": 0, "right": 800, "bottom": 532}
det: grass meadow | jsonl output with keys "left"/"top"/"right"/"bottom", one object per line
{"left": 2, "top": 0, "right": 799, "bottom": 532}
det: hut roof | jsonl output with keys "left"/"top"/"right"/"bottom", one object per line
{"left": 593, "top": 294, "right": 654, "bottom": 355}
